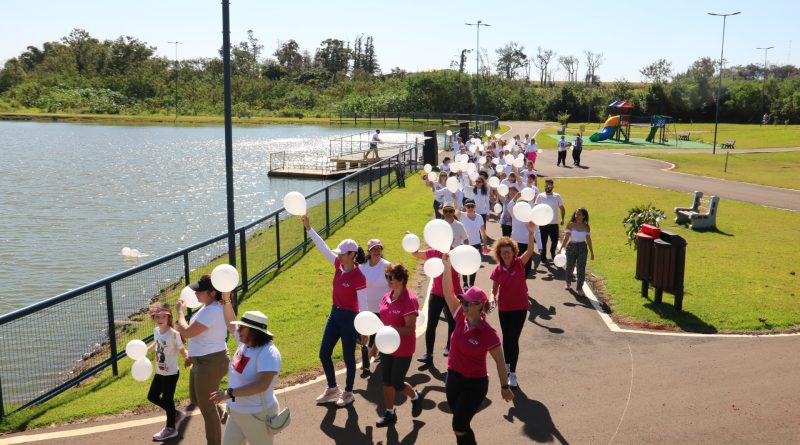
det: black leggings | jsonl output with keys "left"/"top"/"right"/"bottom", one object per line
{"left": 381, "top": 355, "right": 412, "bottom": 391}
{"left": 498, "top": 310, "right": 527, "bottom": 372}
{"left": 539, "top": 223, "right": 560, "bottom": 261}
{"left": 501, "top": 224, "right": 512, "bottom": 237}
{"left": 516, "top": 243, "right": 533, "bottom": 276}
{"left": 148, "top": 373, "right": 180, "bottom": 428}
{"left": 446, "top": 370, "right": 488, "bottom": 440}
{"left": 426, "top": 293, "right": 455, "bottom": 354}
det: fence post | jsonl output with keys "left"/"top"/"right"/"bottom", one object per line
{"left": 388, "top": 158, "right": 393, "bottom": 186}
{"left": 275, "top": 214, "right": 281, "bottom": 268}
{"left": 369, "top": 165, "right": 373, "bottom": 202}
{"left": 342, "top": 180, "right": 346, "bottom": 218}
{"left": 325, "top": 188, "right": 330, "bottom": 236}
{"left": 239, "top": 229, "right": 248, "bottom": 293}
{"left": 105, "top": 283, "right": 119, "bottom": 376}
{"left": 356, "top": 170, "right": 361, "bottom": 208}
{"left": 0, "top": 368, "right": 5, "bottom": 419}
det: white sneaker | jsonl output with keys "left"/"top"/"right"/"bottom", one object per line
{"left": 315, "top": 387, "right": 342, "bottom": 404}
{"left": 508, "top": 372, "right": 518, "bottom": 388}
{"left": 336, "top": 391, "right": 356, "bottom": 407}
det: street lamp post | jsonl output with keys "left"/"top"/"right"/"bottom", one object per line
{"left": 708, "top": 11, "right": 740, "bottom": 154}
{"left": 167, "top": 41, "right": 183, "bottom": 121}
{"left": 756, "top": 46, "right": 774, "bottom": 121}
{"left": 465, "top": 20, "right": 490, "bottom": 120}
{"left": 221, "top": 0, "right": 237, "bottom": 300}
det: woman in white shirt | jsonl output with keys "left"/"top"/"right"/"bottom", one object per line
{"left": 176, "top": 275, "right": 230, "bottom": 445}
{"left": 210, "top": 308, "right": 283, "bottom": 445}
{"left": 358, "top": 239, "right": 391, "bottom": 373}
{"left": 461, "top": 199, "right": 487, "bottom": 288}
{"left": 429, "top": 170, "right": 448, "bottom": 219}
{"left": 560, "top": 208, "right": 595, "bottom": 297}
{"left": 471, "top": 172, "right": 491, "bottom": 227}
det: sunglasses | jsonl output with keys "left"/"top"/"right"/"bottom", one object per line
{"left": 460, "top": 300, "right": 479, "bottom": 307}
{"left": 442, "top": 209, "right": 455, "bottom": 214}
{"left": 385, "top": 274, "right": 396, "bottom": 281}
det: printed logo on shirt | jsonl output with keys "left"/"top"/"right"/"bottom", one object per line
{"left": 341, "top": 282, "right": 351, "bottom": 288}
{"left": 232, "top": 349, "right": 250, "bottom": 374}
{"left": 156, "top": 339, "right": 167, "bottom": 371}
{"left": 468, "top": 338, "right": 480, "bottom": 345}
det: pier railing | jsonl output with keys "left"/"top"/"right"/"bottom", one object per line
{"left": 0, "top": 144, "right": 420, "bottom": 418}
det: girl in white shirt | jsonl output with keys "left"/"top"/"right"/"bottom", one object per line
{"left": 147, "top": 303, "right": 189, "bottom": 441}
{"left": 358, "top": 239, "right": 391, "bottom": 372}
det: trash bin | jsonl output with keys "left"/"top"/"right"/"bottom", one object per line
{"left": 652, "top": 230, "right": 687, "bottom": 311}
{"left": 635, "top": 233, "right": 655, "bottom": 281}
{"left": 422, "top": 129, "right": 438, "bottom": 167}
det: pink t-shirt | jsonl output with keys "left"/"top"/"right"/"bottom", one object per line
{"left": 426, "top": 249, "right": 460, "bottom": 297}
{"left": 447, "top": 307, "right": 501, "bottom": 378}
{"left": 332, "top": 258, "right": 367, "bottom": 312}
{"left": 490, "top": 257, "right": 530, "bottom": 312}
{"left": 379, "top": 289, "right": 419, "bottom": 357}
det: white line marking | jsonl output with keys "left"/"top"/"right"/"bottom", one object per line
{"left": 608, "top": 341, "right": 634, "bottom": 445}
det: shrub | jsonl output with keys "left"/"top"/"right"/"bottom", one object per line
{"left": 622, "top": 203, "right": 665, "bottom": 247}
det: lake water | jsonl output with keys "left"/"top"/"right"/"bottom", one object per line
{"left": 0, "top": 121, "right": 420, "bottom": 315}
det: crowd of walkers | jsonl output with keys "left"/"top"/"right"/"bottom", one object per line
{"left": 142, "top": 132, "right": 595, "bottom": 444}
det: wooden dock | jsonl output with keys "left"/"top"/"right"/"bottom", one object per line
{"left": 267, "top": 167, "right": 364, "bottom": 179}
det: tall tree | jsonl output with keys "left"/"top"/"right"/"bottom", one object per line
{"left": 352, "top": 35, "right": 364, "bottom": 72}
{"left": 362, "top": 36, "right": 379, "bottom": 75}
{"left": 640, "top": 59, "right": 672, "bottom": 83}
{"left": 61, "top": 28, "right": 107, "bottom": 77}
{"left": 314, "top": 38, "right": 351, "bottom": 76}
{"left": 584, "top": 50, "right": 604, "bottom": 84}
{"left": 274, "top": 40, "right": 303, "bottom": 73}
{"left": 533, "top": 47, "right": 555, "bottom": 86}
{"left": 495, "top": 42, "right": 527, "bottom": 79}
{"left": 558, "top": 55, "right": 579, "bottom": 82}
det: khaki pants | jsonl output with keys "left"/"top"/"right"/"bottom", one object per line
{"left": 223, "top": 403, "right": 279, "bottom": 445}
{"left": 189, "top": 350, "right": 229, "bottom": 445}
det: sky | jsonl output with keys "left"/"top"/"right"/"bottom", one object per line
{"left": 2, "top": 0, "right": 798, "bottom": 82}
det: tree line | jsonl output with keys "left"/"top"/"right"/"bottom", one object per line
{"left": 1, "top": 29, "right": 798, "bottom": 123}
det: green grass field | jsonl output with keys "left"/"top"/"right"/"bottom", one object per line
{"left": 634, "top": 151, "right": 800, "bottom": 190}
{"left": 555, "top": 178, "right": 800, "bottom": 333}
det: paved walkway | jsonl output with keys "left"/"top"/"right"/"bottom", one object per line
{"left": 504, "top": 121, "right": 800, "bottom": 211}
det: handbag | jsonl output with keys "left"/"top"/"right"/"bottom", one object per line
{"left": 253, "top": 345, "right": 291, "bottom": 434}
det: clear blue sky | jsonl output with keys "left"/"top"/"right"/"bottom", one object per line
{"left": 2, "top": 0, "right": 797, "bottom": 82}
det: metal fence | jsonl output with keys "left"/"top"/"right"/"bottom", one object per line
{"left": 0, "top": 144, "right": 421, "bottom": 418}
{"left": 329, "top": 112, "right": 499, "bottom": 133}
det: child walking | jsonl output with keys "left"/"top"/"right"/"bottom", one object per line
{"left": 147, "top": 302, "right": 190, "bottom": 441}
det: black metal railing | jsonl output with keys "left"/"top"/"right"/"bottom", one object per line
{"left": 0, "top": 144, "right": 421, "bottom": 418}
{"left": 328, "top": 112, "right": 499, "bottom": 135}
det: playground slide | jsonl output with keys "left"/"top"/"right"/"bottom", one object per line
{"left": 645, "top": 126, "right": 658, "bottom": 142}
{"left": 589, "top": 115, "right": 620, "bottom": 142}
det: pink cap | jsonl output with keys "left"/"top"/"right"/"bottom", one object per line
{"left": 332, "top": 239, "right": 359, "bottom": 255}
{"left": 367, "top": 239, "right": 383, "bottom": 251}
{"left": 460, "top": 287, "right": 489, "bottom": 305}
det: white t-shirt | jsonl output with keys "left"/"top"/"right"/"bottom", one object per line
{"left": 534, "top": 192, "right": 564, "bottom": 225}
{"left": 370, "top": 132, "right": 380, "bottom": 148}
{"left": 525, "top": 143, "right": 538, "bottom": 155}
{"left": 188, "top": 303, "right": 228, "bottom": 357}
{"left": 558, "top": 140, "right": 569, "bottom": 152}
{"left": 359, "top": 258, "right": 391, "bottom": 313}
{"left": 449, "top": 219, "right": 469, "bottom": 249}
{"left": 153, "top": 327, "right": 184, "bottom": 376}
{"left": 471, "top": 189, "right": 491, "bottom": 214}
{"left": 227, "top": 332, "right": 282, "bottom": 414}
{"left": 461, "top": 213, "right": 484, "bottom": 245}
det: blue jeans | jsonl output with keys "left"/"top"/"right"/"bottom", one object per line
{"left": 320, "top": 305, "right": 358, "bottom": 392}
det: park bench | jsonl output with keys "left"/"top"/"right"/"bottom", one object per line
{"left": 678, "top": 132, "right": 690, "bottom": 141}
{"left": 674, "top": 191, "right": 720, "bottom": 230}
{"left": 237, "top": 111, "right": 252, "bottom": 118}
{"left": 721, "top": 139, "right": 736, "bottom": 149}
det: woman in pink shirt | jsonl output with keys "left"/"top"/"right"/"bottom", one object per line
{"left": 375, "top": 263, "right": 423, "bottom": 427}
{"left": 442, "top": 257, "right": 513, "bottom": 445}
{"left": 490, "top": 222, "right": 536, "bottom": 388}
{"left": 302, "top": 215, "right": 367, "bottom": 408}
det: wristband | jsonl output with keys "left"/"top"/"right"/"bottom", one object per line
{"left": 501, "top": 385, "right": 510, "bottom": 390}
{"left": 226, "top": 388, "right": 235, "bottom": 402}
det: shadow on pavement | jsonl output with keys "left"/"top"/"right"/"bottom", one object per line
{"left": 529, "top": 297, "right": 564, "bottom": 334}
{"left": 503, "top": 388, "right": 569, "bottom": 444}
{"left": 386, "top": 419, "right": 426, "bottom": 445}
{"left": 320, "top": 404, "right": 374, "bottom": 444}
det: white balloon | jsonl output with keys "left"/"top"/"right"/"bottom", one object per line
{"left": 495, "top": 164, "right": 504, "bottom": 174}
{"left": 492, "top": 158, "right": 499, "bottom": 165}
{"left": 180, "top": 285, "right": 202, "bottom": 309}
{"left": 131, "top": 358, "right": 153, "bottom": 382}
{"left": 424, "top": 164, "right": 432, "bottom": 173}
{"left": 478, "top": 156, "right": 486, "bottom": 165}
{"left": 423, "top": 257, "right": 445, "bottom": 278}
{"left": 423, "top": 220, "right": 453, "bottom": 253}
{"left": 487, "top": 177, "right": 500, "bottom": 188}
{"left": 530, "top": 204, "right": 555, "bottom": 226}
{"left": 494, "top": 134, "right": 501, "bottom": 139}
{"left": 375, "top": 326, "right": 401, "bottom": 354}
{"left": 121, "top": 247, "right": 131, "bottom": 256}
{"left": 494, "top": 203, "right": 503, "bottom": 213}
{"left": 450, "top": 245, "right": 482, "bottom": 275}
{"left": 513, "top": 202, "right": 532, "bottom": 222}
{"left": 468, "top": 171, "right": 479, "bottom": 182}
{"left": 402, "top": 233, "right": 421, "bottom": 253}
{"left": 355, "top": 311, "right": 383, "bottom": 336}
{"left": 450, "top": 163, "right": 461, "bottom": 173}
{"left": 466, "top": 163, "right": 477, "bottom": 174}
{"left": 554, "top": 253, "right": 568, "bottom": 268}
{"left": 469, "top": 145, "right": 478, "bottom": 154}
{"left": 519, "top": 187, "right": 535, "bottom": 201}
{"left": 513, "top": 158, "right": 524, "bottom": 168}
{"left": 283, "top": 191, "right": 307, "bottom": 216}
{"left": 446, "top": 176, "right": 460, "bottom": 193}
{"left": 504, "top": 154, "right": 515, "bottom": 164}
{"left": 125, "top": 339, "right": 147, "bottom": 361}
{"left": 211, "top": 264, "right": 239, "bottom": 292}
{"left": 485, "top": 129, "right": 492, "bottom": 137}
{"left": 129, "top": 249, "right": 141, "bottom": 258}
{"left": 497, "top": 184, "right": 509, "bottom": 197}
{"left": 537, "top": 148, "right": 543, "bottom": 154}
{"left": 446, "top": 129, "right": 453, "bottom": 136}
{"left": 427, "top": 171, "right": 439, "bottom": 182}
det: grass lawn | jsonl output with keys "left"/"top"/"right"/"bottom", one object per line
{"left": 535, "top": 123, "right": 800, "bottom": 150}
{"left": 633, "top": 151, "right": 800, "bottom": 190}
{"left": 555, "top": 178, "right": 800, "bottom": 333}
{"left": 0, "top": 174, "right": 433, "bottom": 433}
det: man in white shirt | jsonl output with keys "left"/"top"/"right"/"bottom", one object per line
{"left": 556, "top": 135, "right": 569, "bottom": 167}
{"left": 441, "top": 202, "right": 469, "bottom": 249}
{"left": 533, "top": 179, "right": 566, "bottom": 264}
{"left": 365, "top": 129, "right": 382, "bottom": 160}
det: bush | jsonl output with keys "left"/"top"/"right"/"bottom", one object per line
{"left": 622, "top": 203, "right": 665, "bottom": 247}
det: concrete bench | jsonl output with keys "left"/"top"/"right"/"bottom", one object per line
{"left": 675, "top": 191, "right": 720, "bottom": 230}
{"left": 721, "top": 139, "right": 736, "bottom": 149}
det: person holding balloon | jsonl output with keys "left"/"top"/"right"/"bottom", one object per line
{"left": 460, "top": 199, "right": 487, "bottom": 288}
{"left": 559, "top": 208, "right": 595, "bottom": 297}
{"left": 301, "top": 214, "right": 367, "bottom": 407}
{"left": 373, "top": 263, "right": 423, "bottom": 427}
{"left": 441, "top": 256, "right": 513, "bottom": 445}
{"left": 490, "top": 221, "right": 536, "bottom": 388}
{"left": 175, "top": 275, "right": 231, "bottom": 445}
{"left": 146, "top": 302, "right": 189, "bottom": 441}
{"left": 358, "top": 238, "right": 391, "bottom": 373}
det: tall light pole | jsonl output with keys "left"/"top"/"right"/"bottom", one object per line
{"left": 708, "top": 11, "right": 740, "bottom": 154}
{"left": 465, "top": 20, "right": 490, "bottom": 119}
{"left": 167, "top": 41, "right": 183, "bottom": 121}
{"left": 221, "top": 0, "right": 237, "bottom": 297}
{"left": 756, "top": 46, "right": 774, "bottom": 119}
